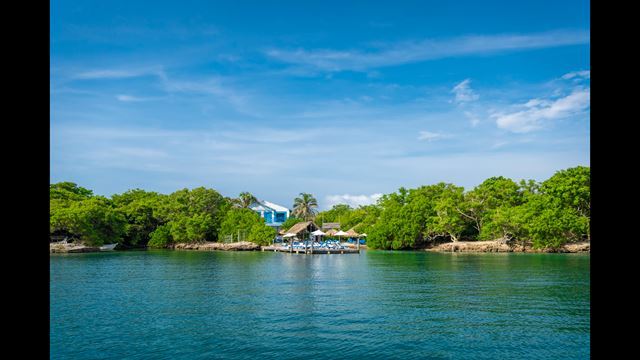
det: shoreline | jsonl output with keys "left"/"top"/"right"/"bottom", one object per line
{"left": 424, "top": 240, "right": 590, "bottom": 253}
{"left": 51, "top": 240, "right": 589, "bottom": 254}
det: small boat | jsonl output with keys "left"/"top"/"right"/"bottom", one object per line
{"left": 99, "top": 243, "right": 118, "bottom": 251}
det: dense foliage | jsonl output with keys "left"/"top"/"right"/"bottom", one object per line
{"left": 50, "top": 166, "right": 589, "bottom": 250}
{"left": 314, "top": 166, "right": 590, "bottom": 250}
{"left": 218, "top": 208, "right": 276, "bottom": 245}
{"left": 280, "top": 216, "right": 304, "bottom": 231}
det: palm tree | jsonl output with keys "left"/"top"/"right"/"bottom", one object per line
{"left": 233, "top": 192, "right": 257, "bottom": 209}
{"left": 292, "top": 193, "right": 318, "bottom": 221}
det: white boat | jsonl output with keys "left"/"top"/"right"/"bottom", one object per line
{"left": 99, "top": 243, "right": 118, "bottom": 251}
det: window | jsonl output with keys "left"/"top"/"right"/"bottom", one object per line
{"left": 275, "top": 212, "right": 286, "bottom": 222}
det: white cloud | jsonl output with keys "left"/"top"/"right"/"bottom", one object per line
{"left": 325, "top": 193, "right": 383, "bottom": 208}
{"left": 418, "top": 131, "right": 446, "bottom": 141}
{"left": 116, "top": 94, "right": 147, "bottom": 102}
{"left": 74, "top": 67, "right": 164, "bottom": 80}
{"left": 452, "top": 79, "right": 479, "bottom": 103}
{"left": 493, "top": 87, "right": 590, "bottom": 133}
{"left": 266, "top": 30, "right": 589, "bottom": 72}
{"left": 561, "top": 70, "right": 590, "bottom": 80}
{"left": 75, "top": 70, "right": 143, "bottom": 79}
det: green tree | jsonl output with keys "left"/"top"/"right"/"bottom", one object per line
{"left": 432, "top": 184, "right": 468, "bottom": 242}
{"left": 248, "top": 224, "right": 277, "bottom": 245}
{"left": 281, "top": 216, "right": 304, "bottom": 231}
{"left": 50, "top": 197, "right": 126, "bottom": 246}
{"left": 519, "top": 194, "right": 588, "bottom": 249}
{"left": 147, "top": 225, "right": 172, "bottom": 248}
{"left": 111, "top": 189, "right": 164, "bottom": 247}
{"left": 540, "top": 166, "right": 590, "bottom": 218}
{"left": 292, "top": 193, "right": 318, "bottom": 221}
{"left": 458, "top": 176, "right": 522, "bottom": 239}
{"left": 233, "top": 192, "right": 258, "bottom": 209}
{"left": 219, "top": 208, "right": 276, "bottom": 244}
{"left": 352, "top": 205, "right": 382, "bottom": 235}
{"left": 219, "top": 208, "right": 264, "bottom": 240}
{"left": 158, "top": 187, "right": 230, "bottom": 242}
{"left": 50, "top": 182, "right": 94, "bottom": 201}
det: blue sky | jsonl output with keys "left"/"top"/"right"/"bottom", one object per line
{"left": 50, "top": 0, "right": 590, "bottom": 210}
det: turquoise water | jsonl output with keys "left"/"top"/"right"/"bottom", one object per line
{"left": 50, "top": 250, "right": 589, "bottom": 359}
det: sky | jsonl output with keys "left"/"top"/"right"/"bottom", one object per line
{"left": 50, "top": 0, "right": 590, "bottom": 210}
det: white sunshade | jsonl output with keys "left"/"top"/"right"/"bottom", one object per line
{"left": 311, "top": 229, "right": 326, "bottom": 236}
{"left": 334, "top": 230, "right": 349, "bottom": 236}
{"left": 359, "top": 233, "right": 367, "bottom": 237}
{"left": 283, "top": 233, "right": 297, "bottom": 238}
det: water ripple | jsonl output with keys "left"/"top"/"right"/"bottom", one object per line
{"left": 51, "top": 251, "right": 590, "bottom": 359}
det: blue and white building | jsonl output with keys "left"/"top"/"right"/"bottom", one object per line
{"left": 249, "top": 200, "right": 291, "bottom": 231}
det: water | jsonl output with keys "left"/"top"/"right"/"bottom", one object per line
{"left": 50, "top": 250, "right": 590, "bottom": 359}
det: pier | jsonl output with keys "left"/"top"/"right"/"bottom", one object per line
{"left": 261, "top": 246, "right": 359, "bottom": 254}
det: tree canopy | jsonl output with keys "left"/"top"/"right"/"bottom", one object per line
{"left": 50, "top": 166, "right": 589, "bottom": 250}
{"left": 292, "top": 193, "right": 318, "bottom": 221}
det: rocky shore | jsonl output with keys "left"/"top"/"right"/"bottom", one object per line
{"left": 51, "top": 240, "right": 589, "bottom": 254}
{"left": 425, "top": 240, "right": 590, "bottom": 253}
{"left": 50, "top": 243, "right": 100, "bottom": 253}
{"left": 171, "top": 241, "right": 261, "bottom": 251}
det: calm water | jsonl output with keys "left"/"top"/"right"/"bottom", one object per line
{"left": 50, "top": 250, "right": 590, "bottom": 359}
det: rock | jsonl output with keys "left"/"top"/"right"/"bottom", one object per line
{"left": 426, "top": 239, "right": 590, "bottom": 253}
{"left": 171, "top": 241, "right": 261, "bottom": 251}
{"left": 50, "top": 243, "right": 100, "bottom": 253}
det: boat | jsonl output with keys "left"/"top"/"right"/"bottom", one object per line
{"left": 99, "top": 243, "right": 118, "bottom": 251}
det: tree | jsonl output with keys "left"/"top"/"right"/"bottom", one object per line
{"left": 457, "top": 176, "right": 522, "bottom": 239}
{"left": 111, "top": 189, "right": 164, "bottom": 247}
{"left": 248, "top": 224, "right": 277, "bottom": 246}
{"left": 233, "top": 192, "right": 258, "bottom": 209}
{"left": 281, "top": 216, "right": 304, "bottom": 231}
{"left": 432, "top": 184, "right": 468, "bottom": 242}
{"left": 352, "top": 205, "right": 382, "bottom": 235}
{"left": 147, "top": 225, "right": 172, "bottom": 248}
{"left": 292, "top": 193, "right": 318, "bottom": 221}
{"left": 50, "top": 197, "right": 126, "bottom": 246}
{"left": 518, "top": 194, "right": 589, "bottom": 249}
{"left": 219, "top": 208, "right": 275, "bottom": 244}
{"left": 219, "top": 208, "right": 263, "bottom": 239}
{"left": 50, "top": 182, "right": 93, "bottom": 201}
{"left": 158, "top": 187, "right": 230, "bottom": 242}
{"left": 540, "top": 166, "right": 590, "bottom": 218}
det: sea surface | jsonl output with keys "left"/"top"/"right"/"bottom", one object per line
{"left": 50, "top": 250, "right": 590, "bottom": 359}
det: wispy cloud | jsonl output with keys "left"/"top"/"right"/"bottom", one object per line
{"left": 561, "top": 70, "right": 590, "bottom": 80}
{"left": 451, "top": 79, "right": 479, "bottom": 103}
{"left": 159, "top": 77, "right": 258, "bottom": 116}
{"left": 74, "top": 68, "right": 165, "bottom": 80}
{"left": 115, "top": 94, "right": 155, "bottom": 102}
{"left": 493, "top": 87, "right": 590, "bottom": 133}
{"left": 325, "top": 193, "right": 383, "bottom": 209}
{"left": 464, "top": 111, "right": 481, "bottom": 127}
{"left": 418, "top": 131, "right": 447, "bottom": 141}
{"left": 266, "top": 30, "right": 589, "bottom": 72}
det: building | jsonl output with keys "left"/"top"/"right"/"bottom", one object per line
{"left": 321, "top": 222, "right": 341, "bottom": 231}
{"left": 249, "top": 199, "right": 291, "bottom": 232}
{"left": 283, "top": 221, "right": 319, "bottom": 240}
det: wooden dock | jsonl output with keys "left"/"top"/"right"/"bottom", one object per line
{"left": 261, "top": 246, "right": 359, "bottom": 254}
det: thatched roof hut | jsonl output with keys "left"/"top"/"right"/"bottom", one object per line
{"left": 345, "top": 228, "right": 359, "bottom": 237}
{"left": 285, "top": 221, "right": 319, "bottom": 237}
{"left": 321, "top": 222, "right": 341, "bottom": 230}
{"left": 324, "top": 228, "right": 338, "bottom": 236}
